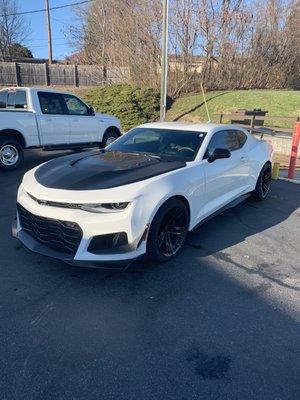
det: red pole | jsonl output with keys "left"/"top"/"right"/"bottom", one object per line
{"left": 288, "top": 122, "right": 300, "bottom": 179}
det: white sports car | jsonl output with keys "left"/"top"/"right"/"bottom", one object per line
{"left": 13, "top": 122, "right": 273, "bottom": 267}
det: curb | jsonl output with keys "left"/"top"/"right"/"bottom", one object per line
{"left": 278, "top": 177, "right": 300, "bottom": 185}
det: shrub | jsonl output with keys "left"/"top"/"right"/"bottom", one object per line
{"left": 81, "top": 84, "right": 160, "bottom": 131}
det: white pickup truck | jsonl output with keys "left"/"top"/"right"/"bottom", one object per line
{"left": 0, "top": 87, "right": 121, "bottom": 170}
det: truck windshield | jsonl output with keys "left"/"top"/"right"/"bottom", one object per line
{"left": 107, "top": 127, "right": 206, "bottom": 161}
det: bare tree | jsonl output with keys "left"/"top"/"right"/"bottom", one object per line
{"left": 168, "top": 0, "right": 200, "bottom": 97}
{"left": 67, "top": 0, "right": 161, "bottom": 86}
{"left": 66, "top": 0, "right": 299, "bottom": 94}
{"left": 0, "top": 0, "right": 30, "bottom": 61}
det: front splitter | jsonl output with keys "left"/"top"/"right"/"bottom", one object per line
{"left": 12, "top": 219, "right": 142, "bottom": 270}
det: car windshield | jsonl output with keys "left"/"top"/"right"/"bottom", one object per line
{"left": 106, "top": 127, "right": 206, "bottom": 161}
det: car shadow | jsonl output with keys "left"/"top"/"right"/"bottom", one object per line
{"left": 1, "top": 221, "right": 299, "bottom": 399}
{"left": 0, "top": 156, "right": 299, "bottom": 398}
{"left": 183, "top": 183, "right": 300, "bottom": 292}
{"left": 131, "top": 181, "right": 299, "bottom": 292}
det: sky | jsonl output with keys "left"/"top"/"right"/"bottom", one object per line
{"left": 19, "top": 0, "right": 82, "bottom": 60}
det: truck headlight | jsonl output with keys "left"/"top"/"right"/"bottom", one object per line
{"left": 81, "top": 202, "right": 130, "bottom": 213}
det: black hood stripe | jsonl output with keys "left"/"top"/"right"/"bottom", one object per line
{"left": 35, "top": 151, "right": 186, "bottom": 190}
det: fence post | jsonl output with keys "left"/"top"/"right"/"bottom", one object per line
{"left": 44, "top": 63, "right": 50, "bottom": 86}
{"left": 288, "top": 122, "right": 300, "bottom": 179}
{"left": 74, "top": 64, "right": 78, "bottom": 87}
{"left": 220, "top": 113, "right": 223, "bottom": 123}
{"left": 250, "top": 115, "right": 255, "bottom": 128}
{"left": 14, "top": 62, "right": 20, "bottom": 86}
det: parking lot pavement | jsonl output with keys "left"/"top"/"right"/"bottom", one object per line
{"left": 0, "top": 149, "right": 299, "bottom": 400}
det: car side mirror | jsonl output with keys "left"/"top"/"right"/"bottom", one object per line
{"left": 88, "top": 106, "right": 95, "bottom": 115}
{"left": 208, "top": 148, "right": 231, "bottom": 163}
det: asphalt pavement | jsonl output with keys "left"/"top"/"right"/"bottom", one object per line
{"left": 0, "top": 149, "right": 299, "bottom": 400}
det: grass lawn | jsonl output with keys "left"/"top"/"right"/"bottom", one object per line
{"left": 166, "top": 90, "right": 300, "bottom": 129}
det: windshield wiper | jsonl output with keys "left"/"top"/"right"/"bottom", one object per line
{"left": 131, "top": 151, "right": 162, "bottom": 161}
{"left": 145, "top": 154, "right": 162, "bottom": 161}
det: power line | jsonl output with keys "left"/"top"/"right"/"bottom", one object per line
{"left": 52, "top": 17, "right": 75, "bottom": 24}
{"left": 29, "top": 37, "right": 66, "bottom": 41}
{"left": 0, "top": 0, "right": 93, "bottom": 18}
{"left": 28, "top": 43, "right": 67, "bottom": 48}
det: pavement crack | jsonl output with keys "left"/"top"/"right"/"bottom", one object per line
{"left": 30, "top": 302, "right": 54, "bottom": 326}
{"left": 213, "top": 251, "right": 300, "bottom": 292}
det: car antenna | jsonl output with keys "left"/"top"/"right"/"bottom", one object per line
{"left": 200, "top": 81, "right": 211, "bottom": 123}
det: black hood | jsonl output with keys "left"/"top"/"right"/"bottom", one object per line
{"left": 34, "top": 150, "right": 186, "bottom": 190}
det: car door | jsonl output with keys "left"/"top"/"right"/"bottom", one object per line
{"left": 37, "top": 91, "right": 70, "bottom": 145}
{"left": 62, "top": 94, "right": 100, "bottom": 144}
{"left": 201, "top": 129, "right": 250, "bottom": 218}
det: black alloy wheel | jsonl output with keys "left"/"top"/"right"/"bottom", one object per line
{"left": 147, "top": 199, "right": 189, "bottom": 262}
{"left": 253, "top": 163, "right": 272, "bottom": 200}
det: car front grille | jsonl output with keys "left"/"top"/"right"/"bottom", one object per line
{"left": 17, "top": 204, "right": 82, "bottom": 255}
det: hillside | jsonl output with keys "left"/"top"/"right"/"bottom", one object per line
{"left": 166, "top": 90, "right": 300, "bottom": 129}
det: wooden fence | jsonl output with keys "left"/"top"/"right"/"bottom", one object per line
{"left": 215, "top": 112, "right": 299, "bottom": 134}
{"left": 0, "top": 62, "right": 129, "bottom": 87}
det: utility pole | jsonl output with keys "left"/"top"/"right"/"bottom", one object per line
{"left": 160, "top": 0, "right": 169, "bottom": 121}
{"left": 45, "top": 0, "right": 53, "bottom": 64}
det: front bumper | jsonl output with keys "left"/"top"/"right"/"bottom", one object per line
{"left": 14, "top": 189, "right": 148, "bottom": 267}
{"left": 12, "top": 219, "right": 142, "bottom": 269}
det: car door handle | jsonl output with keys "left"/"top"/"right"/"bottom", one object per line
{"left": 73, "top": 119, "right": 79, "bottom": 122}
{"left": 240, "top": 156, "right": 247, "bottom": 162}
{"left": 45, "top": 118, "right": 52, "bottom": 122}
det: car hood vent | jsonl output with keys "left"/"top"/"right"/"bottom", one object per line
{"left": 34, "top": 150, "right": 186, "bottom": 190}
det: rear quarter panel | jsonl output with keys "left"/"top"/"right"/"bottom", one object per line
{"left": 0, "top": 111, "right": 40, "bottom": 147}
{"left": 247, "top": 136, "right": 272, "bottom": 189}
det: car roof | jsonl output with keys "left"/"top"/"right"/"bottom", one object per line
{"left": 0, "top": 87, "right": 75, "bottom": 95}
{"left": 137, "top": 121, "right": 241, "bottom": 133}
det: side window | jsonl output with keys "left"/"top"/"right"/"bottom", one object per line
{"left": 0, "top": 90, "right": 27, "bottom": 109}
{"left": 0, "top": 90, "right": 7, "bottom": 108}
{"left": 7, "top": 91, "right": 15, "bottom": 107}
{"left": 14, "top": 90, "right": 27, "bottom": 109}
{"left": 38, "top": 92, "right": 66, "bottom": 115}
{"left": 63, "top": 94, "right": 89, "bottom": 115}
{"left": 225, "top": 130, "right": 247, "bottom": 150}
{"left": 204, "top": 130, "right": 247, "bottom": 158}
{"left": 204, "top": 131, "right": 228, "bottom": 158}
{"left": 235, "top": 130, "right": 247, "bottom": 148}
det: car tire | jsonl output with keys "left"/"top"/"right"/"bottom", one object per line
{"left": 147, "top": 198, "right": 189, "bottom": 263}
{"left": 101, "top": 128, "right": 120, "bottom": 148}
{"left": 0, "top": 138, "right": 23, "bottom": 171}
{"left": 252, "top": 162, "right": 272, "bottom": 201}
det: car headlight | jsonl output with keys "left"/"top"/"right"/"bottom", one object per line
{"left": 81, "top": 202, "right": 130, "bottom": 213}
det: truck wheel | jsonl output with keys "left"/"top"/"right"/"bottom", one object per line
{"left": 0, "top": 138, "right": 23, "bottom": 171}
{"left": 102, "top": 128, "right": 120, "bottom": 148}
